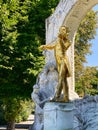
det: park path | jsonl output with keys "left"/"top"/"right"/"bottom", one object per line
{"left": 0, "top": 114, "right": 34, "bottom": 130}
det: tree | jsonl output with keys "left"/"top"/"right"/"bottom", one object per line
{"left": 0, "top": 0, "right": 59, "bottom": 129}
{"left": 76, "top": 66, "right": 98, "bottom": 96}
{"left": 75, "top": 10, "right": 98, "bottom": 96}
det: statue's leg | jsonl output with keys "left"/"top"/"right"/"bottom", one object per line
{"left": 62, "top": 78, "right": 69, "bottom": 102}
{"left": 55, "top": 78, "right": 63, "bottom": 99}
{"left": 62, "top": 62, "right": 69, "bottom": 102}
{"left": 53, "top": 60, "right": 69, "bottom": 102}
{"left": 55, "top": 60, "right": 64, "bottom": 100}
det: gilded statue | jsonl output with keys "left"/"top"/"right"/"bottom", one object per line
{"left": 39, "top": 26, "right": 71, "bottom": 102}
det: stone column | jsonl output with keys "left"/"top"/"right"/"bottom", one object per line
{"left": 44, "top": 102, "right": 74, "bottom": 130}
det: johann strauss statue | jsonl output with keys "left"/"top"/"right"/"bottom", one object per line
{"left": 31, "top": 26, "right": 71, "bottom": 130}
{"left": 40, "top": 26, "right": 71, "bottom": 102}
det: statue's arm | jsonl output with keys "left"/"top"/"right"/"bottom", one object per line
{"left": 39, "top": 40, "right": 57, "bottom": 50}
{"left": 39, "top": 43, "right": 56, "bottom": 50}
{"left": 39, "top": 44, "right": 55, "bottom": 50}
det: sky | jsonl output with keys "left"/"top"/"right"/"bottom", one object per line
{"left": 85, "top": 4, "right": 98, "bottom": 67}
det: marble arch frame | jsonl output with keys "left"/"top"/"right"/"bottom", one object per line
{"left": 45, "top": 0, "right": 98, "bottom": 97}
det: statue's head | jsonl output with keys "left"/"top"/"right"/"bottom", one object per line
{"left": 58, "top": 26, "right": 69, "bottom": 39}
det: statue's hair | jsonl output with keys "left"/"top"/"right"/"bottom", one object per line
{"left": 59, "top": 26, "right": 70, "bottom": 33}
{"left": 58, "top": 26, "right": 69, "bottom": 40}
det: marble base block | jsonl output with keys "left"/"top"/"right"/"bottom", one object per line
{"left": 44, "top": 102, "right": 74, "bottom": 130}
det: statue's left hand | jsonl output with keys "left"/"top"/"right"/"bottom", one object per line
{"left": 39, "top": 45, "right": 45, "bottom": 50}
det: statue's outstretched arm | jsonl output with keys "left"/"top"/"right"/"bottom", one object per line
{"left": 39, "top": 44, "right": 55, "bottom": 50}
{"left": 39, "top": 44, "right": 56, "bottom": 50}
{"left": 39, "top": 39, "right": 57, "bottom": 50}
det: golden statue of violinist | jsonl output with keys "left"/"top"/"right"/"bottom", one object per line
{"left": 40, "top": 26, "right": 71, "bottom": 102}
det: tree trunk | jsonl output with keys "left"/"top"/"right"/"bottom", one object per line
{"left": 7, "top": 121, "right": 15, "bottom": 130}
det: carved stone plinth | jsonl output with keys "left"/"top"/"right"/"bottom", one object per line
{"left": 44, "top": 102, "right": 74, "bottom": 130}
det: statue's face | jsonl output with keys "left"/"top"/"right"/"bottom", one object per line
{"left": 58, "top": 26, "right": 68, "bottom": 39}
{"left": 59, "top": 26, "right": 66, "bottom": 34}
{"left": 58, "top": 26, "right": 69, "bottom": 39}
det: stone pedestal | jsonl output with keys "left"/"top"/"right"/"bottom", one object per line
{"left": 44, "top": 102, "right": 74, "bottom": 130}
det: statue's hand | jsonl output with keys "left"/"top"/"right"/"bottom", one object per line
{"left": 39, "top": 45, "right": 45, "bottom": 50}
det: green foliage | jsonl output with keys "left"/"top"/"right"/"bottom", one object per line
{"left": 75, "top": 10, "right": 98, "bottom": 96}
{"left": 75, "top": 10, "right": 97, "bottom": 82}
{"left": 75, "top": 66, "right": 98, "bottom": 96}
{"left": 1, "top": 98, "right": 34, "bottom": 123}
{"left": 0, "top": 0, "right": 59, "bottom": 127}
{"left": 15, "top": 99, "right": 35, "bottom": 123}
{"left": 0, "top": 0, "right": 43, "bottom": 98}
{"left": 88, "top": 88, "right": 98, "bottom": 96}
{"left": 0, "top": 101, "right": 6, "bottom": 125}
{"left": 2, "top": 98, "right": 23, "bottom": 122}
{"left": 0, "top": 0, "right": 59, "bottom": 98}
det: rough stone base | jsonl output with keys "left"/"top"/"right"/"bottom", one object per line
{"left": 74, "top": 95, "right": 98, "bottom": 130}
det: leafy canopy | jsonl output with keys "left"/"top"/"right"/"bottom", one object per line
{"left": 0, "top": 0, "right": 59, "bottom": 98}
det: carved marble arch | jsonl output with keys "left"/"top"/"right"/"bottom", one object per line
{"left": 45, "top": 0, "right": 98, "bottom": 96}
